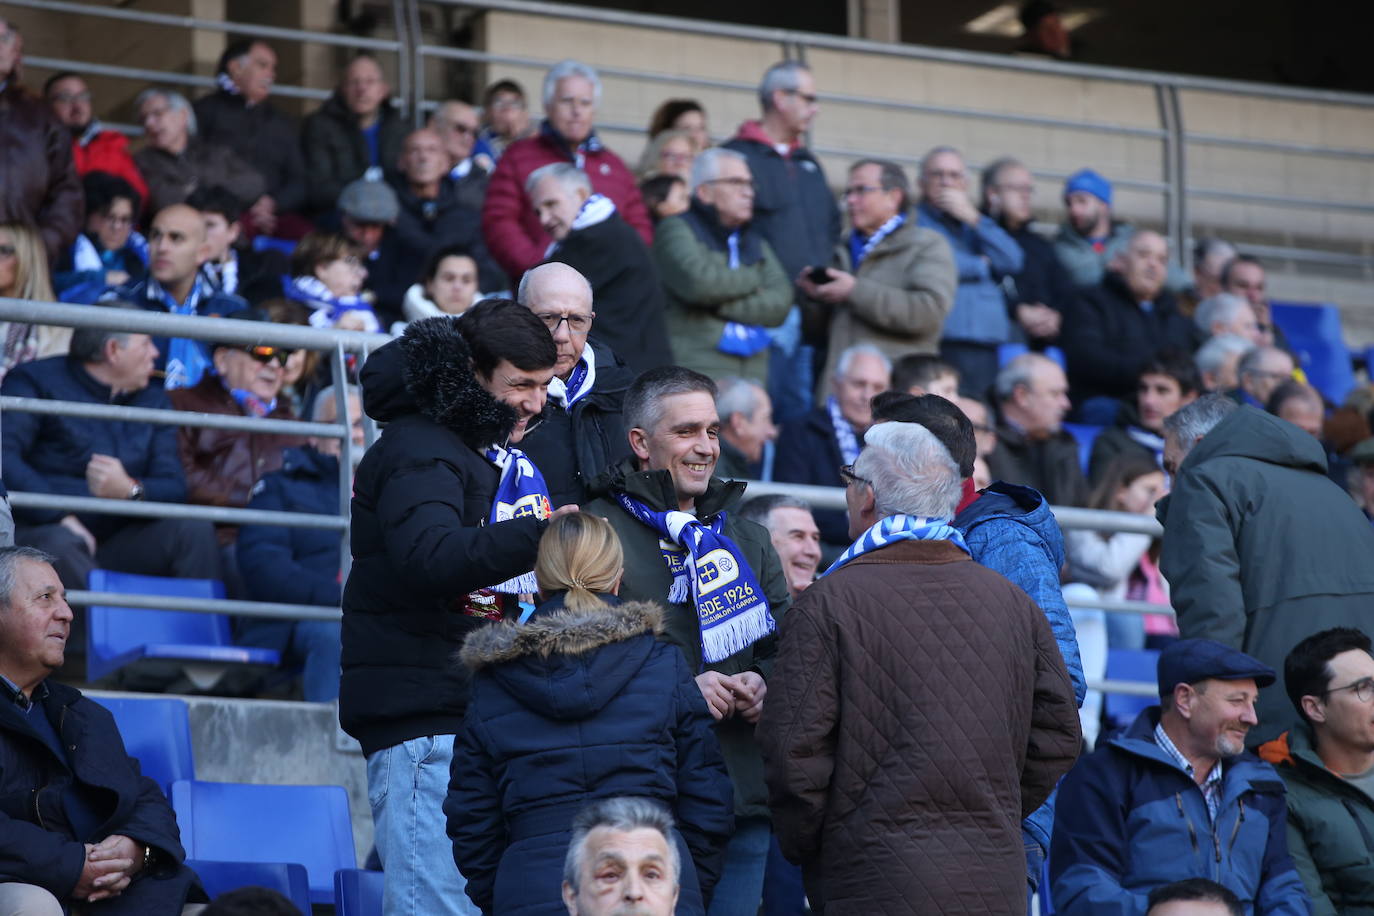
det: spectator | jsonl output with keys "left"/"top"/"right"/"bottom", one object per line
{"left": 584, "top": 367, "right": 791, "bottom": 916}
{"left": 724, "top": 60, "right": 841, "bottom": 425}
{"left": 54, "top": 173, "right": 147, "bottom": 302}
{"left": 891, "top": 354, "right": 959, "bottom": 399}
{"left": 714, "top": 377, "right": 776, "bottom": 481}
{"left": 1061, "top": 229, "right": 1197, "bottom": 420}
{"left": 560, "top": 798, "right": 685, "bottom": 916}
{"left": 1222, "top": 254, "right": 1284, "bottom": 349}
{"left": 1160, "top": 396, "right": 1374, "bottom": 743}
{"left": 648, "top": 98, "right": 710, "bottom": 152}
{"left": 447, "top": 513, "right": 734, "bottom": 915}
{"left": 774, "top": 344, "right": 891, "bottom": 547}
{"left": 335, "top": 178, "right": 406, "bottom": 321}
{"left": 281, "top": 232, "right": 379, "bottom": 332}
{"left": 341, "top": 307, "right": 566, "bottom": 916}
{"left": 531, "top": 162, "right": 672, "bottom": 374}
{"left": 1195, "top": 333, "right": 1254, "bottom": 393}
{"left": 194, "top": 38, "right": 307, "bottom": 236}
{"left": 1053, "top": 167, "right": 1133, "bottom": 289}
{"left": 133, "top": 88, "right": 266, "bottom": 218}
{"left": 1354, "top": 438, "right": 1374, "bottom": 523}
{"left": 473, "top": 78, "right": 533, "bottom": 164}
{"left": 108, "top": 202, "right": 247, "bottom": 389}
{"left": 0, "top": 547, "right": 204, "bottom": 914}
{"left": 515, "top": 262, "right": 634, "bottom": 508}
{"left": 0, "top": 18, "right": 82, "bottom": 266}
{"left": 429, "top": 100, "right": 491, "bottom": 211}
{"left": 0, "top": 223, "right": 71, "bottom": 381}
{"left": 1050, "top": 638, "right": 1308, "bottom": 914}
{"left": 1268, "top": 379, "right": 1325, "bottom": 440}
{"left": 1233, "top": 345, "right": 1296, "bottom": 409}
{"left": 187, "top": 185, "right": 288, "bottom": 306}
{"left": 1017, "top": 1, "right": 1073, "bottom": 58}
{"left": 640, "top": 173, "right": 689, "bottom": 224}
{"left": 1180, "top": 237, "right": 1238, "bottom": 316}
{"left": 1088, "top": 351, "right": 1199, "bottom": 484}
{"left": 1147, "top": 879, "right": 1245, "bottom": 916}
{"left": 982, "top": 156, "right": 1073, "bottom": 346}
{"left": 957, "top": 392, "right": 997, "bottom": 459}
{"left": 1260, "top": 628, "right": 1374, "bottom": 914}
{"left": 202, "top": 886, "right": 301, "bottom": 916}
{"left": 916, "top": 146, "right": 1024, "bottom": 397}
{"left": 759, "top": 420, "right": 1080, "bottom": 914}
{"left": 398, "top": 244, "right": 482, "bottom": 328}
{"left": 799, "top": 158, "right": 956, "bottom": 385}
{"left": 637, "top": 129, "right": 696, "bottom": 180}
{"left": 482, "top": 60, "right": 652, "bottom": 279}
{"left": 987, "top": 353, "right": 1088, "bottom": 506}
{"left": 1194, "top": 292, "right": 1263, "bottom": 345}
{"left": 43, "top": 71, "right": 148, "bottom": 203}
{"left": 2, "top": 314, "right": 220, "bottom": 591}
{"left": 302, "top": 53, "right": 406, "bottom": 214}
{"left": 653, "top": 148, "right": 791, "bottom": 385}
{"left": 737, "top": 495, "right": 820, "bottom": 600}
{"left": 236, "top": 385, "right": 363, "bottom": 703}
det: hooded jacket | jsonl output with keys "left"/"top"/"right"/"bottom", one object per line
{"left": 1050, "top": 707, "right": 1309, "bottom": 916}
{"left": 446, "top": 596, "right": 734, "bottom": 916}
{"left": 1158, "top": 405, "right": 1374, "bottom": 744}
{"left": 340, "top": 318, "right": 549, "bottom": 755}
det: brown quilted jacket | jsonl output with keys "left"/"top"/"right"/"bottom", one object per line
{"left": 757, "top": 539, "right": 1081, "bottom": 915}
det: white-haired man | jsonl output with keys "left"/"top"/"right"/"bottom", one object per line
{"left": 714, "top": 378, "right": 777, "bottom": 481}
{"left": 482, "top": 59, "right": 652, "bottom": 279}
{"left": 988, "top": 352, "right": 1088, "bottom": 507}
{"left": 759, "top": 421, "right": 1080, "bottom": 914}
{"left": 1194, "top": 292, "right": 1263, "bottom": 345}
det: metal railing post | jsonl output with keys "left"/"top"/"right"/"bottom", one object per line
{"left": 332, "top": 342, "right": 355, "bottom": 580}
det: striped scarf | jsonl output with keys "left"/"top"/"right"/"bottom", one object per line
{"left": 822, "top": 514, "right": 969, "bottom": 578}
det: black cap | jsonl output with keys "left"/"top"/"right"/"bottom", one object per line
{"left": 1157, "top": 638, "right": 1276, "bottom": 697}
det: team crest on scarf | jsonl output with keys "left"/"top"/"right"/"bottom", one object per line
{"left": 486, "top": 445, "right": 553, "bottom": 593}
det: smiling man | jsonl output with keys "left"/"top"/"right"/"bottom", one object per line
{"left": 1051, "top": 638, "right": 1309, "bottom": 915}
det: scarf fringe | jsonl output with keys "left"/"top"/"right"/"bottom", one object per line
{"left": 701, "top": 603, "right": 775, "bottom": 665}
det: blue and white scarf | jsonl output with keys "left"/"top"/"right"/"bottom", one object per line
{"left": 545, "top": 193, "right": 616, "bottom": 257}
{"left": 613, "top": 491, "right": 775, "bottom": 664}
{"left": 822, "top": 514, "right": 969, "bottom": 579}
{"left": 548, "top": 345, "right": 596, "bottom": 408}
{"left": 282, "top": 275, "right": 381, "bottom": 332}
{"left": 717, "top": 231, "right": 771, "bottom": 358}
{"left": 148, "top": 276, "right": 209, "bottom": 390}
{"left": 486, "top": 444, "right": 553, "bottom": 594}
{"left": 848, "top": 212, "right": 905, "bottom": 270}
{"left": 73, "top": 232, "right": 148, "bottom": 275}
{"left": 827, "top": 396, "right": 861, "bottom": 465}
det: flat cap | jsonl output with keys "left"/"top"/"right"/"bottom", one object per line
{"left": 1157, "top": 638, "right": 1276, "bottom": 697}
{"left": 338, "top": 178, "right": 399, "bottom": 224}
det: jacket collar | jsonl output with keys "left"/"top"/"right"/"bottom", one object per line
{"left": 1110, "top": 707, "right": 1276, "bottom": 795}
{"left": 598, "top": 457, "right": 745, "bottom": 521}
{"left": 732, "top": 119, "right": 803, "bottom": 155}
{"left": 839, "top": 538, "right": 971, "bottom": 568}
{"left": 459, "top": 599, "right": 662, "bottom": 670}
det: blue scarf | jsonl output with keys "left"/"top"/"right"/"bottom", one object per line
{"left": 540, "top": 119, "right": 604, "bottom": 170}
{"left": 548, "top": 347, "right": 595, "bottom": 408}
{"left": 545, "top": 193, "right": 617, "bottom": 257}
{"left": 613, "top": 491, "right": 775, "bottom": 664}
{"left": 150, "top": 277, "right": 209, "bottom": 390}
{"left": 282, "top": 275, "right": 381, "bottom": 332}
{"left": 827, "top": 396, "right": 861, "bottom": 465}
{"left": 823, "top": 514, "right": 969, "bottom": 578}
{"left": 230, "top": 387, "right": 277, "bottom": 417}
{"left": 848, "top": 213, "right": 905, "bottom": 270}
{"left": 486, "top": 444, "right": 553, "bottom": 594}
{"left": 717, "top": 231, "right": 771, "bottom": 358}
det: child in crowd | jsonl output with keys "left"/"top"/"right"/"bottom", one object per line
{"left": 282, "top": 232, "right": 380, "bottom": 332}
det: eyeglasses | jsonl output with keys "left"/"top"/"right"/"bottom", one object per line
{"left": 0, "top": 245, "right": 15, "bottom": 258}
{"left": 995, "top": 183, "right": 1035, "bottom": 195}
{"left": 843, "top": 185, "right": 885, "bottom": 198}
{"left": 489, "top": 98, "right": 526, "bottom": 112}
{"left": 782, "top": 88, "right": 819, "bottom": 105}
{"left": 1324, "top": 677, "right": 1374, "bottom": 703}
{"left": 101, "top": 213, "right": 134, "bottom": 227}
{"left": 535, "top": 312, "right": 592, "bottom": 334}
{"left": 839, "top": 464, "right": 870, "bottom": 489}
{"left": 243, "top": 346, "right": 291, "bottom": 367}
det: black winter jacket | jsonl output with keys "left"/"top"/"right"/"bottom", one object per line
{"left": 301, "top": 93, "right": 407, "bottom": 212}
{"left": 390, "top": 177, "right": 507, "bottom": 298}
{"left": 0, "top": 680, "right": 200, "bottom": 913}
{"left": 772, "top": 406, "right": 849, "bottom": 546}
{"left": 192, "top": 89, "right": 307, "bottom": 212}
{"left": 340, "top": 318, "right": 548, "bottom": 755}
{"left": 1001, "top": 221, "right": 1075, "bottom": 345}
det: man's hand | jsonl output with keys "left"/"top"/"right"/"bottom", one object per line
{"left": 248, "top": 195, "right": 278, "bottom": 235}
{"left": 797, "top": 268, "right": 855, "bottom": 305}
{"left": 59, "top": 515, "right": 97, "bottom": 556}
{"left": 933, "top": 188, "right": 980, "bottom": 226}
{"left": 1015, "top": 303, "right": 1061, "bottom": 339}
{"left": 73, "top": 840, "right": 136, "bottom": 902}
{"left": 86, "top": 454, "right": 135, "bottom": 500}
{"left": 695, "top": 671, "right": 738, "bottom": 721}
{"left": 104, "top": 270, "right": 130, "bottom": 287}
{"left": 731, "top": 671, "right": 767, "bottom": 723}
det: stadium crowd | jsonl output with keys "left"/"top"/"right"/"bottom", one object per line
{"left": 1, "top": 11, "right": 1374, "bottom": 915}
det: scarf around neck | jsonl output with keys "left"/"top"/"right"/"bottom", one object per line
{"left": 540, "top": 119, "right": 604, "bottom": 169}
{"left": 823, "top": 514, "right": 970, "bottom": 578}
{"left": 485, "top": 444, "right": 553, "bottom": 594}
{"left": 548, "top": 345, "right": 596, "bottom": 409}
{"left": 282, "top": 275, "right": 381, "bottom": 332}
{"left": 849, "top": 212, "right": 906, "bottom": 270}
{"left": 149, "top": 276, "right": 208, "bottom": 390}
{"left": 545, "top": 194, "right": 617, "bottom": 256}
{"left": 827, "top": 396, "right": 862, "bottom": 465}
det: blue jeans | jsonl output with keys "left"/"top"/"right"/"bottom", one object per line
{"left": 366, "top": 735, "right": 480, "bottom": 916}
{"left": 707, "top": 816, "right": 771, "bottom": 916}
{"left": 291, "top": 620, "right": 341, "bottom": 703}
{"left": 761, "top": 833, "right": 806, "bottom": 916}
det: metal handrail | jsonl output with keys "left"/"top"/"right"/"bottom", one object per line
{"left": 0, "top": 396, "right": 348, "bottom": 439}
{"left": 9, "top": 493, "right": 348, "bottom": 530}
{"left": 67, "top": 590, "right": 340, "bottom": 623}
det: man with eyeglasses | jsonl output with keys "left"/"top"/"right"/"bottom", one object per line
{"left": 302, "top": 53, "right": 407, "bottom": 216}
{"left": 982, "top": 156, "right": 1072, "bottom": 348}
{"left": 474, "top": 79, "right": 533, "bottom": 165}
{"left": 44, "top": 71, "right": 149, "bottom": 205}
{"left": 429, "top": 99, "right": 492, "bottom": 211}
{"left": 515, "top": 262, "right": 634, "bottom": 507}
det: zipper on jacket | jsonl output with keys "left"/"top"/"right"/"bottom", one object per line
{"left": 1176, "top": 794, "right": 1200, "bottom": 856}
{"left": 1226, "top": 798, "right": 1246, "bottom": 859}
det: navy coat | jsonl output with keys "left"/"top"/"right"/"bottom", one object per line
{"left": 772, "top": 405, "right": 849, "bottom": 546}
{"left": 446, "top": 597, "right": 734, "bottom": 916}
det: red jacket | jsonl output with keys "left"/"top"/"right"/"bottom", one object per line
{"left": 72, "top": 129, "right": 149, "bottom": 206}
{"left": 480, "top": 128, "right": 652, "bottom": 279}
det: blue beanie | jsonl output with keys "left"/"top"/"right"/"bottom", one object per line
{"left": 1064, "top": 168, "right": 1112, "bottom": 207}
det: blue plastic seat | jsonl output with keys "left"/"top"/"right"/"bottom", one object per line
{"left": 1104, "top": 648, "right": 1161, "bottom": 731}
{"left": 997, "top": 343, "right": 1066, "bottom": 370}
{"left": 1271, "top": 301, "right": 1355, "bottom": 405}
{"left": 335, "top": 868, "right": 385, "bottom": 916}
{"left": 1061, "top": 423, "right": 1105, "bottom": 476}
{"left": 86, "top": 570, "right": 280, "bottom": 684}
{"left": 172, "top": 780, "right": 357, "bottom": 905}
{"left": 91, "top": 696, "right": 194, "bottom": 794}
{"left": 252, "top": 236, "right": 297, "bottom": 257}
{"left": 188, "top": 860, "right": 312, "bottom": 913}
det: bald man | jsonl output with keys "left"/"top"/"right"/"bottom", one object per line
{"left": 104, "top": 203, "right": 247, "bottom": 389}
{"left": 515, "top": 262, "right": 634, "bottom": 506}
{"left": 429, "top": 100, "right": 491, "bottom": 211}
{"left": 302, "top": 52, "right": 407, "bottom": 212}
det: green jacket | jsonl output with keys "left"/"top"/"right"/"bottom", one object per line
{"left": 585, "top": 460, "right": 791, "bottom": 820}
{"left": 1261, "top": 725, "right": 1374, "bottom": 916}
{"left": 652, "top": 209, "right": 792, "bottom": 385}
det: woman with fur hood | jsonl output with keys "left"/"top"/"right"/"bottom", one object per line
{"left": 446, "top": 512, "right": 735, "bottom": 916}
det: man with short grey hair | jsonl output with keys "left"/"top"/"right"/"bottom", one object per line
{"left": 1194, "top": 292, "right": 1262, "bottom": 345}
{"left": 482, "top": 59, "right": 651, "bottom": 279}
{"left": 562, "top": 797, "right": 681, "bottom": 916}
{"left": 133, "top": 89, "right": 266, "bottom": 217}
{"left": 738, "top": 494, "right": 819, "bottom": 599}
{"left": 759, "top": 421, "right": 1081, "bottom": 914}
{"left": 1234, "top": 345, "right": 1295, "bottom": 409}
{"left": 987, "top": 353, "right": 1088, "bottom": 507}
{"left": 1195, "top": 333, "right": 1254, "bottom": 393}
{"left": 714, "top": 378, "right": 777, "bottom": 480}
{"left": 1160, "top": 394, "right": 1374, "bottom": 743}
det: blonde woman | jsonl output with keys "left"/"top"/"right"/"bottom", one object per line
{"left": 0, "top": 222, "right": 72, "bottom": 382}
{"left": 447, "top": 511, "right": 733, "bottom": 916}
{"left": 636, "top": 128, "right": 696, "bottom": 180}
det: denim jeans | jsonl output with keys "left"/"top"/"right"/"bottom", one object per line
{"left": 366, "top": 735, "right": 480, "bottom": 916}
{"left": 291, "top": 620, "right": 342, "bottom": 703}
{"left": 761, "top": 833, "right": 806, "bottom": 916}
{"left": 707, "top": 816, "right": 772, "bottom": 916}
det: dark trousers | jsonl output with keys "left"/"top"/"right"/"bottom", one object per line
{"left": 16, "top": 517, "right": 224, "bottom": 590}
{"left": 940, "top": 339, "right": 1001, "bottom": 402}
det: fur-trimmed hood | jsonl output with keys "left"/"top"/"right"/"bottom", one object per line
{"left": 359, "top": 315, "right": 516, "bottom": 450}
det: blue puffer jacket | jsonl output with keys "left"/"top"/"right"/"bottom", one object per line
{"left": 955, "top": 481, "right": 1085, "bottom": 863}
{"left": 445, "top": 596, "right": 734, "bottom": 916}
{"left": 1050, "top": 708, "right": 1311, "bottom": 916}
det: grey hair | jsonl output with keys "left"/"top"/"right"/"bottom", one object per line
{"left": 758, "top": 60, "right": 810, "bottom": 110}
{"left": 738, "top": 493, "right": 813, "bottom": 528}
{"left": 516, "top": 262, "right": 594, "bottom": 309}
{"left": 562, "top": 797, "right": 680, "bottom": 892}
{"left": 850, "top": 158, "right": 910, "bottom": 210}
{"left": 1161, "top": 393, "right": 1238, "bottom": 452}
{"left": 135, "top": 88, "right": 197, "bottom": 136}
{"left": 524, "top": 161, "right": 592, "bottom": 198}
{"left": 919, "top": 145, "right": 964, "bottom": 177}
{"left": 854, "top": 422, "right": 962, "bottom": 519}
{"left": 0, "top": 547, "right": 58, "bottom": 607}
{"left": 834, "top": 343, "right": 892, "bottom": 380}
{"left": 1192, "top": 237, "right": 1237, "bottom": 269}
{"left": 542, "top": 59, "right": 602, "bottom": 108}
{"left": 714, "top": 377, "right": 765, "bottom": 423}
{"left": 690, "top": 147, "right": 747, "bottom": 194}
{"left": 1194, "top": 334, "right": 1255, "bottom": 379}
{"left": 1238, "top": 345, "right": 1292, "bottom": 381}
{"left": 310, "top": 384, "right": 361, "bottom": 422}
{"left": 623, "top": 366, "right": 717, "bottom": 436}
{"left": 69, "top": 301, "right": 137, "bottom": 363}
{"left": 1194, "top": 293, "right": 1251, "bottom": 335}
{"left": 993, "top": 352, "right": 1058, "bottom": 402}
